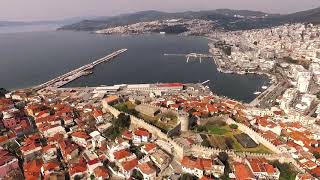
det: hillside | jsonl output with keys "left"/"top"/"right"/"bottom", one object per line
{"left": 59, "top": 7, "right": 320, "bottom": 31}
{"left": 278, "top": 7, "right": 320, "bottom": 24}
{"left": 0, "top": 17, "right": 95, "bottom": 28}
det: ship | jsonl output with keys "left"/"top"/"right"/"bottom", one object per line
{"left": 253, "top": 91, "right": 261, "bottom": 95}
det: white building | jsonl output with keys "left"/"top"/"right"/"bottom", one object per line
{"left": 181, "top": 156, "right": 224, "bottom": 178}
{"left": 89, "top": 131, "right": 106, "bottom": 149}
{"left": 296, "top": 72, "right": 311, "bottom": 93}
{"left": 295, "top": 94, "right": 316, "bottom": 113}
{"left": 280, "top": 88, "right": 297, "bottom": 112}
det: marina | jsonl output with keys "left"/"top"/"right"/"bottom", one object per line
{"left": 164, "top": 53, "right": 213, "bottom": 63}
{"left": 0, "top": 32, "right": 269, "bottom": 102}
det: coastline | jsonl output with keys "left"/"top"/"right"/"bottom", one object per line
{"left": 5, "top": 30, "right": 271, "bottom": 103}
{"left": 203, "top": 35, "right": 277, "bottom": 92}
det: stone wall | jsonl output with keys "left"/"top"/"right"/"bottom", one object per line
{"left": 103, "top": 103, "right": 185, "bottom": 159}
{"left": 139, "top": 103, "right": 178, "bottom": 115}
{"left": 225, "top": 118, "right": 282, "bottom": 154}
{"left": 102, "top": 102, "right": 303, "bottom": 172}
{"left": 102, "top": 101, "right": 120, "bottom": 118}
{"left": 138, "top": 103, "right": 183, "bottom": 137}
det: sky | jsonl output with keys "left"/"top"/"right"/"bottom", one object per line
{"left": 0, "top": 0, "right": 319, "bottom": 21}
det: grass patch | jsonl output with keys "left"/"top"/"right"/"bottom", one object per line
{"left": 195, "top": 119, "right": 237, "bottom": 136}
{"left": 114, "top": 101, "right": 135, "bottom": 111}
{"left": 138, "top": 112, "right": 178, "bottom": 133}
{"left": 196, "top": 121, "right": 273, "bottom": 154}
{"left": 115, "top": 101, "right": 178, "bottom": 133}
{"left": 208, "top": 126, "right": 230, "bottom": 135}
{"left": 232, "top": 142, "right": 272, "bottom": 154}
{"left": 114, "top": 101, "right": 138, "bottom": 116}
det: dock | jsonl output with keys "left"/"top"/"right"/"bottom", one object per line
{"left": 164, "top": 53, "right": 213, "bottom": 63}
{"left": 201, "top": 80, "right": 210, "bottom": 85}
{"left": 34, "top": 49, "right": 127, "bottom": 90}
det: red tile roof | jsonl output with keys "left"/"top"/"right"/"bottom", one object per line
{"left": 0, "top": 148, "right": 17, "bottom": 166}
{"left": 59, "top": 140, "right": 78, "bottom": 158}
{"left": 103, "top": 96, "right": 119, "bottom": 103}
{"left": 42, "top": 144, "right": 56, "bottom": 153}
{"left": 0, "top": 135, "right": 9, "bottom": 144}
{"left": 121, "top": 159, "right": 138, "bottom": 172}
{"left": 233, "top": 162, "right": 254, "bottom": 180}
{"left": 42, "top": 161, "right": 60, "bottom": 172}
{"left": 87, "top": 158, "right": 100, "bottom": 166}
{"left": 156, "top": 83, "right": 183, "bottom": 87}
{"left": 262, "top": 131, "right": 278, "bottom": 141}
{"left": 35, "top": 110, "right": 50, "bottom": 118}
{"left": 113, "top": 149, "right": 131, "bottom": 161}
{"left": 48, "top": 133, "right": 64, "bottom": 144}
{"left": 134, "top": 128, "right": 150, "bottom": 137}
{"left": 23, "top": 159, "right": 43, "bottom": 180}
{"left": 69, "top": 161, "right": 87, "bottom": 176}
{"left": 137, "top": 162, "right": 156, "bottom": 175}
{"left": 296, "top": 173, "right": 314, "bottom": 180}
{"left": 181, "top": 156, "right": 212, "bottom": 171}
{"left": 247, "top": 158, "right": 277, "bottom": 174}
{"left": 71, "top": 131, "right": 91, "bottom": 140}
{"left": 142, "top": 143, "right": 157, "bottom": 153}
{"left": 94, "top": 166, "right": 109, "bottom": 179}
{"left": 93, "top": 108, "right": 103, "bottom": 117}
{"left": 122, "top": 130, "right": 133, "bottom": 140}
{"left": 310, "top": 166, "right": 320, "bottom": 177}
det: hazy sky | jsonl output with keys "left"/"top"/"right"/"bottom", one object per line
{"left": 0, "top": 0, "right": 319, "bottom": 21}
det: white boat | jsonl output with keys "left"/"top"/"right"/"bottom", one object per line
{"left": 262, "top": 86, "right": 268, "bottom": 90}
{"left": 253, "top": 91, "right": 261, "bottom": 95}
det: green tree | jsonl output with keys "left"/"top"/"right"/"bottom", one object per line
{"left": 0, "top": 88, "right": 8, "bottom": 97}
{"left": 179, "top": 173, "right": 197, "bottom": 180}
{"left": 229, "top": 124, "right": 238, "bottom": 129}
{"left": 90, "top": 174, "right": 95, "bottom": 180}
{"left": 218, "top": 152, "right": 228, "bottom": 163}
{"left": 196, "top": 125, "right": 207, "bottom": 132}
{"left": 218, "top": 152, "right": 231, "bottom": 179}
{"left": 270, "top": 161, "right": 298, "bottom": 180}
{"left": 314, "top": 152, "right": 320, "bottom": 159}
{"left": 114, "top": 113, "right": 131, "bottom": 129}
{"left": 132, "top": 169, "right": 143, "bottom": 180}
{"left": 201, "top": 139, "right": 212, "bottom": 147}
{"left": 316, "top": 91, "right": 320, "bottom": 99}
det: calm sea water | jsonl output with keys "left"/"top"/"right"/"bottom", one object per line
{"left": 0, "top": 30, "right": 268, "bottom": 102}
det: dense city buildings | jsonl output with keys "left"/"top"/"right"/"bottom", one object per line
{"left": 1, "top": 10, "right": 320, "bottom": 180}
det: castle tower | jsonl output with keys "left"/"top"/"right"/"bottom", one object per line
{"left": 179, "top": 112, "right": 189, "bottom": 132}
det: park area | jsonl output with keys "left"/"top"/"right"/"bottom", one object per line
{"left": 196, "top": 119, "right": 272, "bottom": 154}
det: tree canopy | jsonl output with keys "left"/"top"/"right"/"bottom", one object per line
{"left": 114, "top": 113, "right": 131, "bottom": 129}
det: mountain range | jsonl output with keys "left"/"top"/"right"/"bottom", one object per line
{"left": 0, "top": 16, "right": 95, "bottom": 27}
{"left": 59, "top": 7, "right": 320, "bottom": 31}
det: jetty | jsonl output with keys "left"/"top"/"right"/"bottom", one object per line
{"left": 34, "top": 49, "right": 127, "bottom": 90}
